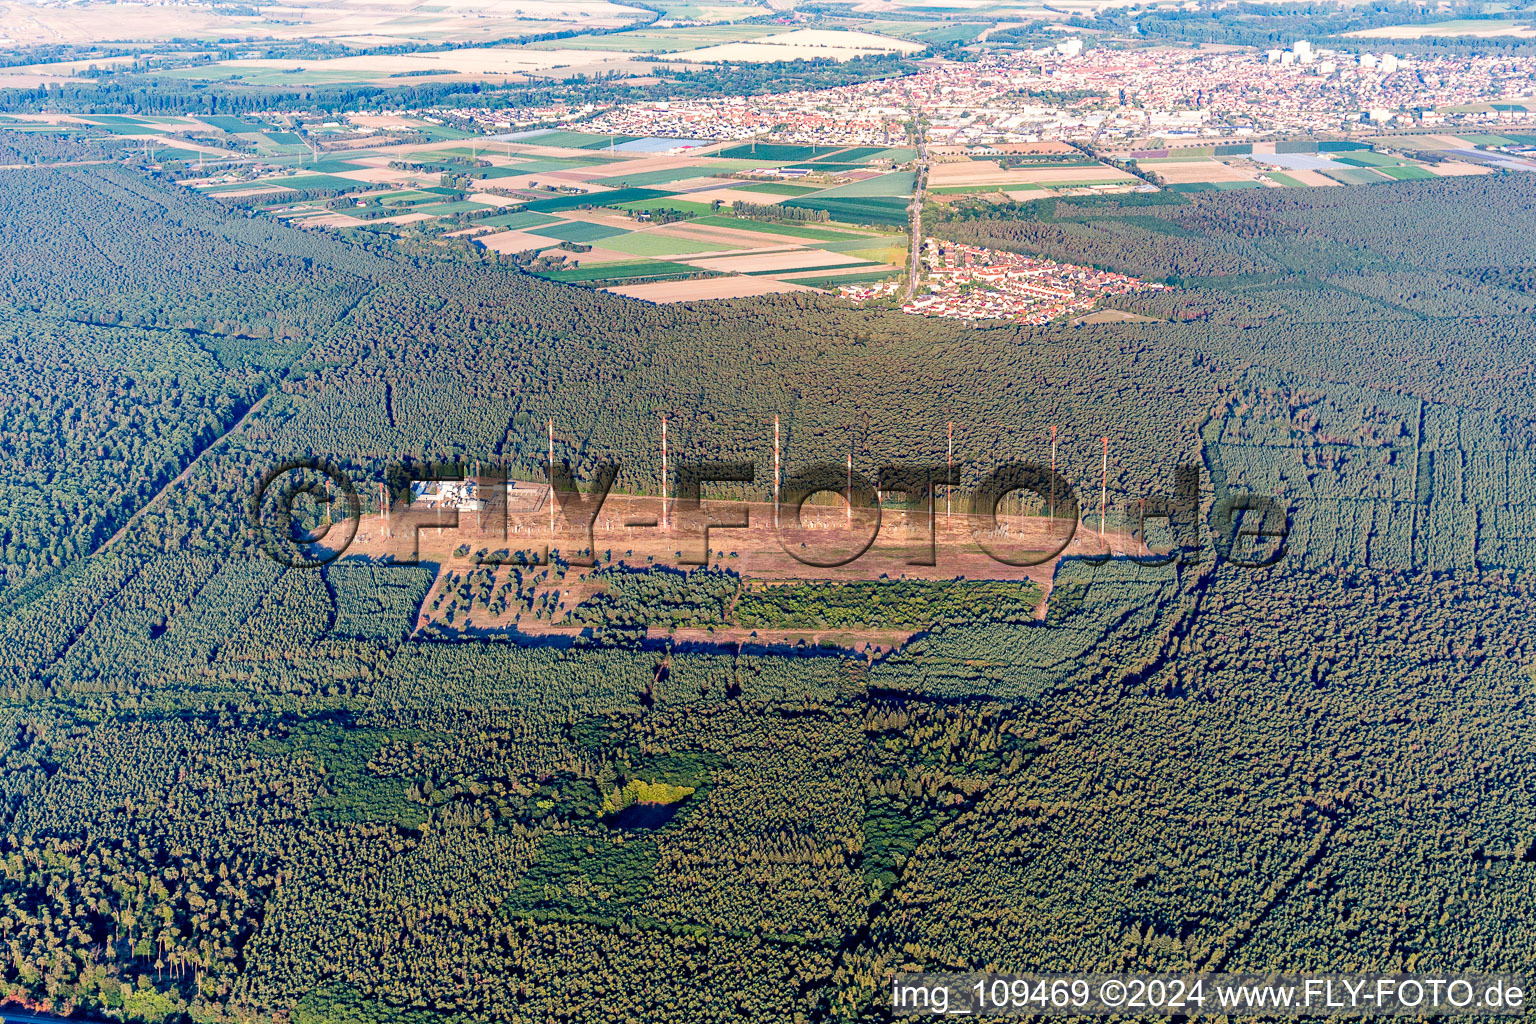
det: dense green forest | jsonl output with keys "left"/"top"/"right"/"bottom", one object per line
{"left": 0, "top": 51, "right": 923, "bottom": 117}
{"left": 1, "top": 144, "right": 1535, "bottom": 1024}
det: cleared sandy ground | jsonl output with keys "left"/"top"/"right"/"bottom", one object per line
{"left": 1072, "top": 308, "right": 1159, "bottom": 325}
{"left": 479, "top": 229, "right": 561, "bottom": 253}
{"left": 466, "top": 192, "right": 524, "bottom": 206}
{"left": 685, "top": 249, "right": 869, "bottom": 272}
{"left": 1140, "top": 158, "right": 1255, "bottom": 183}
{"left": 346, "top": 494, "right": 1149, "bottom": 645}
{"left": 562, "top": 246, "right": 637, "bottom": 264}
{"left": 1429, "top": 159, "right": 1495, "bottom": 176}
{"left": 606, "top": 277, "right": 814, "bottom": 301}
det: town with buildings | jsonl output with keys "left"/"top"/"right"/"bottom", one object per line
{"left": 558, "top": 45, "right": 1536, "bottom": 148}
{"left": 873, "top": 240, "right": 1165, "bottom": 323}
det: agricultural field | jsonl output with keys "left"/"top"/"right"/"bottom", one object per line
{"left": 1106, "top": 140, "right": 1496, "bottom": 190}
{"left": 0, "top": 0, "right": 652, "bottom": 47}
{"left": 927, "top": 155, "right": 1142, "bottom": 197}
{"left": 668, "top": 27, "right": 926, "bottom": 62}
{"left": 157, "top": 46, "right": 651, "bottom": 86}
{"left": 168, "top": 125, "right": 914, "bottom": 300}
{"left": 1347, "top": 17, "right": 1536, "bottom": 38}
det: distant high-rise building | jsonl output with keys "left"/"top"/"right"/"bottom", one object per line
{"left": 1359, "top": 53, "right": 1379, "bottom": 69}
{"left": 1266, "top": 49, "right": 1283, "bottom": 63}
{"left": 1057, "top": 37, "right": 1084, "bottom": 57}
{"left": 1381, "top": 53, "right": 1400, "bottom": 73}
{"left": 1294, "top": 39, "right": 1315, "bottom": 62}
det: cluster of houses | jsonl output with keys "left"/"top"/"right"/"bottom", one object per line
{"left": 900, "top": 241, "right": 1163, "bottom": 323}
{"left": 535, "top": 46, "right": 1536, "bottom": 152}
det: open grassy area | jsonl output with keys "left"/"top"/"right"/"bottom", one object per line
{"left": 1332, "top": 152, "right": 1407, "bottom": 167}
{"left": 783, "top": 269, "right": 902, "bottom": 288}
{"left": 270, "top": 173, "right": 365, "bottom": 192}
{"left": 802, "top": 171, "right": 914, "bottom": 198}
{"left": 600, "top": 232, "right": 733, "bottom": 256}
{"left": 715, "top": 143, "right": 845, "bottom": 161}
{"left": 478, "top": 210, "right": 562, "bottom": 229}
{"left": 1321, "top": 167, "right": 1390, "bottom": 185}
{"left": 542, "top": 259, "right": 712, "bottom": 283}
{"left": 527, "top": 220, "right": 631, "bottom": 243}
{"left": 615, "top": 198, "right": 717, "bottom": 217}
{"left": 521, "top": 187, "right": 667, "bottom": 212}
{"left": 1265, "top": 171, "right": 1309, "bottom": 187}
{"left": 691, "top": 215, "right": 865, "bottom": 241}
{"left": 508, "top": 155, "right": 625, "bottom": 173}
{"left": 590, "top": 165, "right": 736, "bottom": 188}
{"left": 1376, "top": 165, "right": 1438, "bottom": 180}
{"left": 782, "top": 194, "right": 910, "bottom": 227}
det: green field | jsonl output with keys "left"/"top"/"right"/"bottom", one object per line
{"left": 269, "top": 174, "right": 364, "bottom": 192}
{"left": 786, "top": 162, "right": 866, "bottom": 172}
{"left": 716, "top": 143, "right": 844, "bottom": 161}
{"left": 542, "top": 259, "right": 710, "bottom": 283}
{"left": 1265, "top": 172, "right": 1308, "bottom": 187}
{"left": 783, "top": 269, "right": 902, "bottom": 288}
{"left": 734, "top": 181, "right": 821, "bottom": 196}
{"left": 740, "top": 260, "right": 875, "bottom": 277}
{"left": 802, "top": 172, "right": 915, "bottom": 198}
{"left": 782, "top": 193, "right": 911, "bottom": 228}
{"left": 527, "top": 220, "right": 631, "bottom": 243}
{"left": 590, "top": 165, "right": 734, "bottom": 188}
{"left": 692, "top": 215, "right": 864, "bottom": 241}
{"left": 522, "top": 130, "right": 636, "bottom": 150}
{"left": 512, "top": 156, "right": 624, "bottom": 173}
{"left": 600, "top": 232, "right": 732, "bottom": 256}
{"left": 615, "top": 198, "right": 717, "bottom": 217}
{"left": 1376, "top": 164, "right": 1438, "bottom": 180}
{"left": 1321, "top": 167, "right": 1391, "bottom": 185}
{"left": 520, "top": 187, "right": 667, "bottom": 212}
{"left": 414, "top": 200, "right": 496, "bottom": 216}
{"left": 478, "top": 210, "right": 561, "bottom": 230}
{"left": 1333, "top": 152, "right": 1407, "bottom": 167}
{"left": 197, "top": 115, "right": 254, "bottom": 133}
